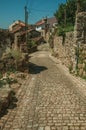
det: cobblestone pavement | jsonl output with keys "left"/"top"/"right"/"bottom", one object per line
{"left": 0, "top": 51, "right": 86, "bottom": 130}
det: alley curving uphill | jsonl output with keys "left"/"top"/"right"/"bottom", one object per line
{"left": 0, "top": 50, "right": 86, "bottom": 130}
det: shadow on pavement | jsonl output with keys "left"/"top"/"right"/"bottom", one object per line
{"left": 0, "top": 92, "right": 18, "bottom": 119}
{"left": 29, "top": 62, "right": 47, "bottom": 74}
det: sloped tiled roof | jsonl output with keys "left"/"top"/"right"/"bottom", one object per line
{"left": 35, "top": 20, "right": 45, "bottom": 26}
{"left": 20, "top": 29, "right": 35, "bottom": 35}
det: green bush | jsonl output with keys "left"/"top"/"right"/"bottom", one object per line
{"left": 6, "top": 49, "right": 24, "bottom": 70}
{"left": 57, "top": 26, "right": 65, "bottom": 36}
{"left": 31, "top": 40, "right": 36, "bottom": 47}
{"left": 64, "top": 25, "right": 74, "bottom": 32}
{"left": 0, "top": 80, "right": 6, "bottom": 88}
{"left": 6, "top": 48, "right": 23, "bottom": 62}
{"left": 5, "top": 77, "right": 17, "bottom": 85}
{"left": 57, "top": 24, "right": 74, "bottom": 36}
{"left": 10, "top": 49, "right": 22, "bottom": 61}
{"left": 27, "top": 40, "right": 36, "bottom": 48}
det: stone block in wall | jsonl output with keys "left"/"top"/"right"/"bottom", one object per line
{"left": 76, "top": 31, "right": 82, "bottom": 38}
{"left": 0, "top": 62, "right": 4, "bottom": 70}
{"left": 79, "top": 68, "right": 83, "bottom": 76}
{"left": 76, "top": 23, "right": 83, "bottom": 31}
{"left": 83, "top": 63, "right": 86, "bottom": 68}
{"left": 82, "top": 50, "right": 86, "bottom": 55}
{"left": 84, "top": 60, "right": 86, "bottom": 63}
{"left": 78, "top": 63, "right": 83, "bottom": 69}
{"left": 83, "top": 71, "right": 86, "bottom": 77}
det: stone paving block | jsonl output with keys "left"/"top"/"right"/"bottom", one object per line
{"left": 51, "top": 126, "right": 57, "bottom": 130}
{"left": 38, "top": 127, "right": 44, "bottom": 130}
{"left": 14, "top": 128, "right": 21, "bottom": 130}
{"left": 62, "top": 126, "right": 68, "bottom": 130}
{"left": 33, "top": 124, "right": 39, "bottom": 128}
{"left": 0, "top": 51, "right": 86, "bottom": 130}
{"left": 80, "top": 127, "right": 86, "bottom": 130}
{"left": 56, "top": 126, "right": 62, "bottom": 130}
{"left": 45, "top": 126, "right": 50, "bottom": 130}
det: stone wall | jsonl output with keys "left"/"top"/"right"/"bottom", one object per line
{"left": 74, "top": 12, "right": 86, "bottom": 45}
{"left": 53, "top": 12, "right": 86, "bottom": 78}
{"left": 54, "top": 32, "right": 75, "bottom": 69}
{"left": 74, "top": 12, "right": 86, "bottom": 77}
{"left": 77, "top": 44, "right": 86, "bottom": 77}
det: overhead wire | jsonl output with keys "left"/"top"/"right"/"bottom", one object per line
{"left": 29, "top": 12, "right": 43, "bottom": 22}
{"left": 27, "top": 0, "right": 64, "bottom": 24}
{"left": 30, "top": 8, "right": 55, "bottom": 13}
{"left": 26, "top": 0, "right": 35, "bottom": 23}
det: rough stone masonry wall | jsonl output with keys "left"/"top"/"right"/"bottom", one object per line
{"left": 53, "top": 12, "right": 86, "bottom": 78}
{"left": 74, "top": 12, "right": 86, "bottom": 77}
{"left": 54, "top": 32, "right": 75, "bottom": 69}
{"left": 77, "top": 44, "right": 86, "bottom": 77}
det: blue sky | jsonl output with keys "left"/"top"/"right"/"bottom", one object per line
{"left": 0, "top": 0, "right": 66, "bottom": 29}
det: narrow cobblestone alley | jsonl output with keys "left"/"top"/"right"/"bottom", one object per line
{"left": 0, "top": 51, "right": 86, "bottom": 130}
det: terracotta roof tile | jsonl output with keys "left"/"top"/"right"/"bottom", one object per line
{"left": 35, "top": 17, "right": 57, "bottom": 27}
{"left": 35, "top": 20, "right": 45, "bottom": 26}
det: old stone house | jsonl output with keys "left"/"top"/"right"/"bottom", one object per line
{"left": 35, "top": 17, "right": 58, "bottom": 38}
{"left": 9, "top": 20, "right": 43, "bottom": 52}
